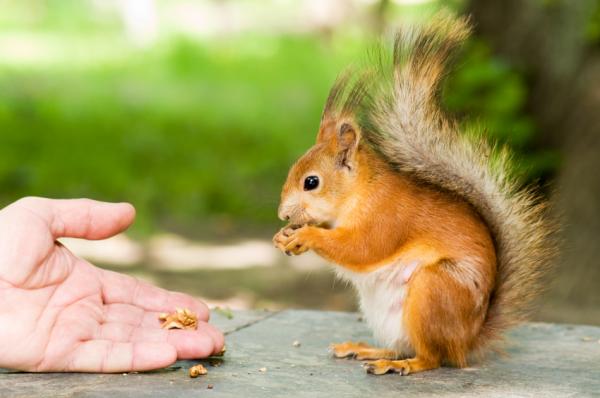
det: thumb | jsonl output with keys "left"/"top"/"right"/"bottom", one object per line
{"left": 16, "top": 197, "right": 136, "bottom": 240}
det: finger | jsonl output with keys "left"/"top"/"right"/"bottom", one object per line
{"left": 272, "top": 233, "right": 282, "bottom": 246}
{"left": 284, "top": 238, "right": 301, "bottom": 252}
{"left": 274, "top": 235, "right": 291, "bottom": 252}
{"left": 100, "top": 269, "right": 210, "bottom": 321}
{"left": 201, "top": 321, "right": 226, "bottom": 355}
{"left": 295, "top": 246, "right": 309, "bottom": 255}
{"left": 103, "top": 305, "right": 224, "bottom": 354}
{"left": 67, "top": 341, "right": 176, "bottom": 373}
{"left": 274, "top": 239, "right": 285, "bottom": 252}
{"left": 273, "top": 232, "right": 285, "bottom": 244}
{"left": 15, "top": 197, "right": 136, "bottom": 240}
{"left": 97, "top": 322, "right": 222, "bottom": 359}
{"left": 103, "top": 304, "right": 205, "bottom": 329}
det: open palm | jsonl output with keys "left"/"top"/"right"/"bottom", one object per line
{"left": 0, "top": 197, "right": 223, "bottom": 372}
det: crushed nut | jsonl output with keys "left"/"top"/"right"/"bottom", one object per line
{"left": 159, "top": 308, "right": 198, "bottom": 330}
{"left": 207, "top": 384, "right": 214, "bottom": 389}
{"left": 258, "top": 367, "right": 267, "bottom": 373}
{"left": 189, "top": 364, "right": 208, "bottom": 378}
{"left": 292, "top": 340, "right": 301, "bottom": 347}
{"left": 158, "top": 313, "right": 169, "bottom": 321}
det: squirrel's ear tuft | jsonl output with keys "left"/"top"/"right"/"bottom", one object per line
{"left": 337, "top": 122, "right": 360, "bottom": 170}
{"left": 316, "top": 119, "right": 336, "bottom": 143}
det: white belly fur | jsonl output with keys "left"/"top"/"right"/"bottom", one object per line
{"left": 336, "top": 261, "right": 417, "bottom": 356}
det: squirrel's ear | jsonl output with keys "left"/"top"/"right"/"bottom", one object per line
{"left": 316, "top": 119, "right": 335, "bottom": 143}
{"left": 336, "top": 122, "right": 360, "bottom": 171}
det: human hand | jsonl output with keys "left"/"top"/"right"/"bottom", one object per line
{"left": 0, "top": 197, "right": 224, "bottom": 372}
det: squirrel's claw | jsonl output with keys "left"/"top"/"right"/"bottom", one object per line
{"left": 363, "top": 359, "right": 410, "bottom": 376}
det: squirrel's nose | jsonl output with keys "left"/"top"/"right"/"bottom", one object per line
{"left": 278, "top": 207, "right": 290, "bottom": 222}
{"left": 279, "top": 212, "right": 290, "bottom": 222}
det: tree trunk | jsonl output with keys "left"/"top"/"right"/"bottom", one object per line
{"left": 469, "top": 0, "right": 600, "bottom": 324}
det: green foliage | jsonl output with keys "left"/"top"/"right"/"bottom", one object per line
{"left": 444, "top": 39, "right": 560, "bottom": 183}
{"left": 0, "top": 3, "right": 557, "bottom": 234}
{"left": 586, "top": 0, "right": 600, "bottom": 43}
{"left": 0, "top": 35, "right": 361, "bottom": 234}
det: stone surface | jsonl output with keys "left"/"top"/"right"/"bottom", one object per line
{"left": 2, "top": 310, "right": 600, "bottom": 397}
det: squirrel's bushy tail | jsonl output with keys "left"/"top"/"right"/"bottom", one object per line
{"left": 350, "top": 14, "right": 557, "bottom": 353}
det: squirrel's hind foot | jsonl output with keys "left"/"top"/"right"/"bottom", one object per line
{"left": 363, "top": 357, "right": 440, "bottom": 376}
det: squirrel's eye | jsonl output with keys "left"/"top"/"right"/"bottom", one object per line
{"left": 303, "top": 175, "right": 320, "bottom": 191}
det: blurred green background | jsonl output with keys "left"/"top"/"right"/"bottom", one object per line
{"left": 0, "top": 0, "right": 555, "bottom": 235}
{"left": 1, "top": 0, "right": 598, "bottom": 324}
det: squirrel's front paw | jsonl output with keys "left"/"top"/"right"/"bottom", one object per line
{"left": 273, "top": 225, "right": 310, "bottom": 256}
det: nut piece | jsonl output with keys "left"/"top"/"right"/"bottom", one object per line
{"left": 189, "top": 364, "right": 208, "bottom": 378}
{"left": 159, "top": 308, "right": 198, "bottom": 330}
{"left": 292, "top": 340, "right": 301, "bottom": 347}
{"left": 258, "top": 367, "right": 267, "bottom": 373}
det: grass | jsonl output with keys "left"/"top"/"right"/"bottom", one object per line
{"left": 0, "top": 27, "right": 558, "bottom": 236}
{"left": 0, "top": 33, "right": 364, "bottom": 235}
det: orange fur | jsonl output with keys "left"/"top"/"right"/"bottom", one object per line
{"left": 273, "top": 14, "right": 554, "bottom": 376}
{"left": 330, "top": 342, "right": 397, "bottom": 360}
{"left": 273, "top": 129, "right": 497, "bottom": 374}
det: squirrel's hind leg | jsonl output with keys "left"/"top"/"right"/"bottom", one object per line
{"left": 330, "top": 341, "right": 398, "bottom": 360}
{"left": 365, "top": 259, "right": 485, "bottom": 375}
{"left": 365, "top": 259, "right": 484, "bottom": 375}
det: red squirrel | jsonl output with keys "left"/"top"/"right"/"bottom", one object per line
{"left": 273, "top": 15, "right": 556, "bottom": 376}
